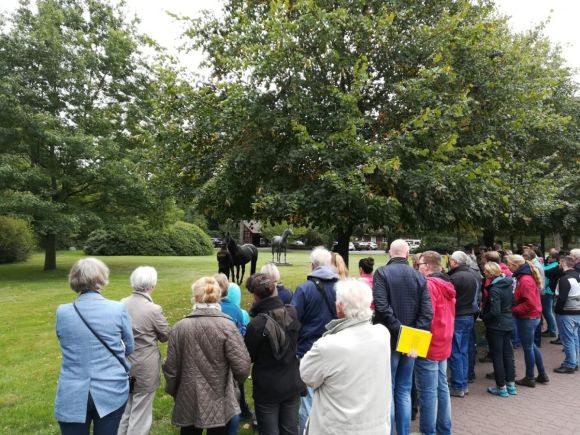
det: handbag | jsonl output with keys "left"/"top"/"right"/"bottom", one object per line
{"left": 73, "top": 302, "right": 136, "bottom": 393}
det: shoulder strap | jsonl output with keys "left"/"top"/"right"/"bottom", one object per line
{"left": 308, "top": 278, "right": 337, "bottom": 318}
{"left": 73, "top": 302, "right": 129, "bottom": 374}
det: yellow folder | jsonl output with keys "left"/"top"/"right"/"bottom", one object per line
{"left": 396, "top": 325, "right": 432, "bottom": 358}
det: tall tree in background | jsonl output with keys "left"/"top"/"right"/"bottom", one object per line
{"left": 173, "top": 0, "right": 577, "bottom": 264}
{"left": 0, "top": 0, "right": 175, "bottom": 270}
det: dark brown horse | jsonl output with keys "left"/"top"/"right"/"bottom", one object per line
{"left": 224, "top": 233, "right": 258, "bottom": 285}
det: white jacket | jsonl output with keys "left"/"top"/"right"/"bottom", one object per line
{"left": 300, "top": 318, "right": 391, "bottom": 435}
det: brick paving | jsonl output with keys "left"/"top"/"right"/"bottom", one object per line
{"left": 412, "top": 337, "right": 580, "bottom": 435}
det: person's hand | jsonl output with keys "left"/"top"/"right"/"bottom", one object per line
{"left": 406, "top": 349, "right": 418, "bottom": 359}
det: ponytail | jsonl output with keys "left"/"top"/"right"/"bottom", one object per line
{"left": 526, "top": 260, "right": 543, "bottom": 289}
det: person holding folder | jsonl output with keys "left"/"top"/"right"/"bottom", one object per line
{"left": 373, "top": 239, "right": 433, "bottom": 435}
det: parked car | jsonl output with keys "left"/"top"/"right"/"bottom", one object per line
{"left": 331, "top": 241, "right": 356, "bottom": 252}
{"left": 291, "top": 240, "right": 305, "bottom": 246}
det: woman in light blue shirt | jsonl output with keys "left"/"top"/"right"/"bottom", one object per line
{"left": 55, "top": 258, "right": 134, "bottom": 435}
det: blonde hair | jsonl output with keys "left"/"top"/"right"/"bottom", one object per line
{"left": 506, "top": 255, "right": 543, "bottom": 288}
{"left": 484, "top": 262, "right": 502, "bottom": 278}
{"left": 192, "top": 276, "right": 222, "bottom": 304}
{"left": 331, "top": 252, "right": 349, "bottom": 280}
{"left": 69, "top": 258, "right": 109, "bottom": 293}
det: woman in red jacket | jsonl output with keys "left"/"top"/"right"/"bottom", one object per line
{"left": 507, "top": 255, "right": 549, "bottom": 388}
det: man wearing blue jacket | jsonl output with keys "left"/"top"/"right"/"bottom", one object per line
{"left": 373, "top": 239, "right": 432, "bottom": 435}
{"left": 292, "top": 246, "right": 339, "bottom": 435}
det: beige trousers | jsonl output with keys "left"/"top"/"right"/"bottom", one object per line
{"left": 117, "top": 391, "right": 155, "bottom": 435}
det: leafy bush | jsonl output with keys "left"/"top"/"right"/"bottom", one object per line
{"left": 0, "top": 216, "right": 35, "bottom": 263}
{"left": 84, "top": 222, "right": 213, "bottom": 256}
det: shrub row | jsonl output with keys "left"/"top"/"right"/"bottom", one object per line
{"left": 84, "top": 221, "right": 213, "bottom": 256}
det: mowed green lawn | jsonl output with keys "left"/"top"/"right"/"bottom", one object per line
{"left": 0, "top": 249, "right": 385, "bottom": 434}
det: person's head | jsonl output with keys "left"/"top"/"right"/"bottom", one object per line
{"left": 310, "top": 246, "right": 332, "bottom": 270}
{"left": 335, "top": 279, "right": 373, "bottom": 320}
{"left": 359, "top": 257, "right": 374, "bottom": 274}
{"left": 192, "top": 276, "right": 222, "bottom": 305}
{"left": 418, "top": 251, "right": 442, "bottom": 276}
{"left": 560, "top": 255, "right": 576, "bottom": 271}
{"left": 246, "top": 273, "right": 276, "bottom": 301}
{"left": 484, "top": 262, "right": 503, "bottom": 279}
{"left": 130, "top": 266, "right": 157, "bottom": 293}
{"left": 547, "top": 251, "right": 560, "bottom": 264}
{"left": 449, "top": 251, "right": 469, "bottom": 269}
{"left": 261, "top": 263, "right": 281, "bottom": 283}
{"left": 506, "top": 254, "right": 543, "bottom": 288}
{"left": 389, "top": 239, "right": 410, "bottom": 259}
{"left": 571, "top": 249, "right": 580, "bottom": 265}
{"left": 68, "top": 258, "right": 109, "bottom": 293}
{"left": 213, "top": 273, "right": 230, "bottom": 298}
{"left": 413, "top": 252, "right": 423, "bottom": 270}
{"left": 331, "top": 252, "right": 348, "bottom": 279}
{"left": 482, "top": 251, "right": 501, "bottom": 266}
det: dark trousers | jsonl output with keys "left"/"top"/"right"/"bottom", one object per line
{"left": 59, "top": 393, "right": 126, "bottom": 435}
{"left": 488, "top": 329, "right": 515, "bottom": 387}
{"left": 255, "top": 396, "right": 300, "bottom": 435}
{"left": 180, "top": 421, "right": 231, "bottom": 435}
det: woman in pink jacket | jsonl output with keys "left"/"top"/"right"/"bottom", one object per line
{"left": 508, "top": 255, "right": 549, "bottom": 388}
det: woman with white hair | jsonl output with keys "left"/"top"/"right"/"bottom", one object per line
{"left": 261, "top": 263, "right": 293, "bottom": 304}
{"left": 300, "top": 279, "right": 391, "bottom": 435}
{"left": 163, "top": 276, "right": 251, "bottom": 434}
{"left": 55, "top": 258, "right": 134, "bottom": 434}
{"left": 118, "top": 266, "right": 171, "bottom": 435}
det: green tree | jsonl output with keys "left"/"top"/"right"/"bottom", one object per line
{"left": 0, "top": 0, "right": 175, "bottom": 270}
{"left": 170, "top": 0, "right": 577, "bottom": 264}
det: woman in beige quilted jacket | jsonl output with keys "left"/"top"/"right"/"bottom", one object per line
{"left": 163, "top": 276, "right": 251, "bottom": 435}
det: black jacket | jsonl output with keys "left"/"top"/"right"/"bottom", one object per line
{"left": 555, "top": 269, "right": 580, "bottom": 315}
{"left": 482, "top": 276, "right": 514, "bottom": 331}
{"left": 449, "top": 265, "right": 480, "bottom": 316}
{"left": 373, "top": 257, "right": 432, "bottom": 349}
{"left": 244, "top": 296, "right": 305, "bottom": 403}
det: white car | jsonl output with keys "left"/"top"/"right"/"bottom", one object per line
{"left": 292, "top": 240, "right": 305, "bottom": 246}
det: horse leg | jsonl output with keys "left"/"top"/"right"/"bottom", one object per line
{"left": 272, "top": 245, "right": 275, "bottom": 262}
{"left": 239, "top": 264, "right": 246, "bottom": 285}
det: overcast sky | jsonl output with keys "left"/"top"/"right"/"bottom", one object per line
{"left": 2, "top": 0, "right": 579, "bottom": 79}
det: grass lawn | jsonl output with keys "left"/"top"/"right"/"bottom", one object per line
{"left": 0, "top": 249, "right": 386, "bottom": 434}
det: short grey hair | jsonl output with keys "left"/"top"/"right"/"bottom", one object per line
{"left": 310, "top": 246, "right": 332, "bottom": 268}
{"left": 261, "top": 263, "right": 281, "bottom": 282}
{"left": 336, "top": 279, "right": 373, "bottom": 320}
{"left": 69, "top": 258, "right": 109, "bottom": 293}
{"left": 571, "top": 248, "right": 580, "bottom": 262}
{"left": 451, "top": 251, "right": 469, "bottom": 266}
{"left": 130, "top": 266, "right": 158, "bottom": 292}
{"left": 389, "top": 239, "right": 409, "bottom": 258}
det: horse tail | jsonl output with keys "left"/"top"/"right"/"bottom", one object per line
{"left": 251, "top": 246, "right": 258, "bottom": 276}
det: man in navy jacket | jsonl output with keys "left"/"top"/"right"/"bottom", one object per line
{"left": 292, "top": 246, "right": 339, "bottom": 434}
{"left": 373, "top": 239, "right": 432, "bottom": 435}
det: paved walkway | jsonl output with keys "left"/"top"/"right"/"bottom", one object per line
{"left": 412, "top": 337, "right": 580, "bottom": 434}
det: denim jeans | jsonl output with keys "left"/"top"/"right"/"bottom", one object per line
{"left": 557, "top": 314, "right": 580, "bottom": 368}
{"left": 516, "top": 318, "right": 546, "bottom": 379}
{"left": 390, "top": 351, "right": 415, "bottom": 435}
{"left": 541, "top": 294, "right": 558, "bottom": 334}
{"left": 414, "top": 358, "right": 452, "bottom": 435}
{"left": 487, "top": 329, "right": 515, "bottom": 387}
{"left": 59, "top": 393, "right": 126, "bottom": 435}
{"left": 255, "top": 396, "right": 300, "bottom": 435}
{"left": 298, "top": 386, "right": 313, "bottom": 435}
{"left": 511, "top": 317, "right": 520, "bottom": 346}
{"left": 468, "top": 321, "right": 477, "bottom": 379}
{"left": 449, "top": 315, "right": 474, "bottom": 391}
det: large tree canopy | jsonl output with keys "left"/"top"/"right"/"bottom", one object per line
{"left": 167, "top": 0, "right": 578, "bottom": 263}
{"left": 0, "top": 0, "right": 176, "bottom": 269}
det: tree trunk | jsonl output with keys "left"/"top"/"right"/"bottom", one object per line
{"left": 540, "top": 232, "right": 546, "bottom": 257}
{"left": 482, "top": 227, "right": 495, "bottom": 249}
{"left": 44, "top": 233, "right": 57, "bottom": 271}
{"left": 509, "top": 234, "right": 515, "bottom": 251}
{"left": 337, "top": 229, "right": 352, "bottom": 268}
{"left": 562, "top": 233, "right": 571, "bottom": 250}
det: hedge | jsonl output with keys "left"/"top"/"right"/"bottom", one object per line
{"left": 0, "top": 216, "right": 35, "bottom": 263}
{"left": 84, "top": 222, "right": 213, "bottom": 256}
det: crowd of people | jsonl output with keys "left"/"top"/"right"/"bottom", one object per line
{"left": 53, "top": 242, "right": 580, "bottom": 435}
